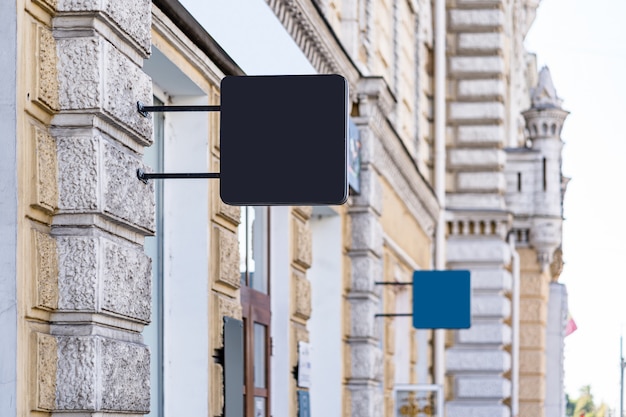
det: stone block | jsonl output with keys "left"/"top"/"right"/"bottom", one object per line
{"left": 472, "top": 294, "right": 511, "bottom": 318}
{"left": 293, "top": 217, "right": 312, "bottom": 269}
{"left": 456, "top": 376, "right": 511, "bottom": 399}
{"left": 350, "top": 212, "right": 383, "bottom": 255}
{"left": 447, "top": 238, "right": 511, "bottom": 265}
{"left": 520, "top": 271, "right": 549, "bottom": 298}
{"left": 458, "top": 33, "right": 504, "bottom": 52}
{"left": 102, "top": 239, "right": 151, "bottom": 322}
{"left": 349, "top": 385, "right": 383, "bottom": 417}
{"left": 471, "top": 269, "right": 512, "bottom": 292}
{"left": 450, "top": 57, "right": 504, "bottom": 76}
{"left": 446, "top": 349, "right": 510, "bottom": 372}
{"left": 57, "top": 134, "right": 99, "bottom": 212}
{"left": 350, "top": 343, "right": 382, "bottom": 380}
{"left": 34, "top": 230, "right": 59, "bottom": 311}
{"left": 447, "top": 403, "right": 510, "bottom": 417}
{"left": 57, "top": 236, "right": 98, "bottom": 311}
{"left": 446, "top": 193, "right": 505, "bottom": 210}
{"left": 56, "top": 132, "right": 156, "bottom": 233}
{"left": 55, "top": 335, "right": 149, "bottom": 412}
{"left": 57, "top": 37, "right": 152, "bottom": 143}
{"left": 457, "top": 125, "right": 505, "bottom": 145}
{"left": 56, "top": 235, "right": 151, "bottom": 323}
{"left": 36, "top": 333, "right": 58, "bottom": 411}
{"left": 103, "top": 140, "right": 155, "bottom": 231}
{"left": 520, "top": 323, "right": 546, "bottom": 348}
{"left": 519, "top": 375, "right": 545, "bottom": 401}
{"left": 449, "top": 148, "right": 505, "bottom": 169}
{"left": 349, "top": 298, "right": 379, "bottom": 338}
{"left": 36, "top": 25, "right": 59, "bottom": 111}
{"left": 457, "top": 322, "right": 511, "bottom": 344}
{"left": 458, "top": 172, "right": 506, "bottom": 192}
{"left": 33, "top": 125, "right": 58, "bottom": 213}
{"left": 293, "top": 274, "right": 312, "bottom": 320}
{"left": 449, "top": 102, "right": 505, "bottom": 122}
{"left": 520, "top": 298, "right": 547, "bottom": 323}
{"left": 458, "top": 79, "right": 505, "bottom": 98}
{"left": 350, "top": 254, "right": 382, "bottom": 292}
{"left": 449, "top": 9, "right": 505, "bottom": 30}
{"left": 519, "top": 350, "right": 545, "bottom": 374}
{"left": 211, "top": 226, "right": 240, "bottom": 289}
{"left": 58, "top": 0, "right": 152, "bottom": 55}
{"left": 519, "top": 402, "right": 543, "bottom": 417}
{"left": 351, "top": 167, "right": 383, "bottom": 214}
{"left": 213, "top": 294, "right": 242, "bottom": 350}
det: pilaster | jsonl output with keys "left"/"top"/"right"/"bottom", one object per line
{"left": 445, "top": 209, "right": 513, "bottom": 417}
{"left": 30, "top": 1, "right": 154, "bottom": 415}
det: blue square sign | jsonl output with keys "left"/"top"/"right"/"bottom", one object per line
{"left": 412, "top": 270, "right": 471, "bottom": 329}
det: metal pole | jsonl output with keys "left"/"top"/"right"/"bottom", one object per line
{"left": 619, "top": 335, "right": 624, "bottom": 417}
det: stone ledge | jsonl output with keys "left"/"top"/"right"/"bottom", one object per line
{"left": 450, "top": 57, "right": 505, "bottom": 76}
{"left": 458, "top": 171, "right": 506, "bottom": 193}
{"left": 456, "top": 376, "right": 511, "bottom": 399}
{"left": 446, "top": 349, "right": 511, "bottom": 372}
{"left": 458, "top": 33, "right": 504, "bottom": 52}
{"left": 449, "top": 102, "right": 505, "bottom": 122}
{"left": 449, "top": 9, "right": 505, "bottom": 30}
{"left": 57, "top": 0, "right": 151, "bottom": 56}
{"left": 457, "top": 322, "right": 512, "bottom": 344}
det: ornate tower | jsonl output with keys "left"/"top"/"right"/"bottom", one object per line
{"left": 523, "top": 66, "right": 569, "bottom": 268}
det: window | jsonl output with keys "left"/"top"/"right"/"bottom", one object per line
{"left": 239, "top": 207, "right": 271, "bottom": 417}
{"left": 144, "top": 96, "right": 165, "bottom": 417}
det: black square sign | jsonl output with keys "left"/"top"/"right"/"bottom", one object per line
{"left": 219, "top": 75, "right": 349, "bottom": 205}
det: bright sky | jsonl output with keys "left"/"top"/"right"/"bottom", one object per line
{"left": 525, "top": 0, "right": 626, "bottom": 410}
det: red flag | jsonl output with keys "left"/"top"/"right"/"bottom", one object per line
{"left": 565, "top": 312, "right": 577, "bottom": 337}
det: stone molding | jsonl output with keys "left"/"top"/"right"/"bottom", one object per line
{"left": 354, "top": 77, "right": 439, "bottom": 236}
{"left": 56, "top": 0, "right": 152, "bottom": 58}
{"left": 265, "top": 0, "right": 361, "bottom": 94}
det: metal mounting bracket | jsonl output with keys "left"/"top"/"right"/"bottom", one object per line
{"left": 137, "top": 101, "right": 220, "bottom": 117}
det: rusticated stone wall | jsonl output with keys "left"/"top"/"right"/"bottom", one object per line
{"left": 290, "top": 206, "right": 314, "bottom": 416}
{"left": 21, "top": 0, "right": 155, "bottom": 415}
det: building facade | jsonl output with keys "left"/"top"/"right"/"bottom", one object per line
{"left": 0, "top": 1, "right": 569, "bottom": 417}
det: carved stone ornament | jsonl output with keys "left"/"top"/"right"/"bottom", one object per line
{"left": 34, "top": 230, "right": 58, "bottom": 310}
{"left": 213, "top": 226, "right": 241, "bottom": 289}
{"left": 293, "top": 218, "right": 312, "bottom": 269}
{"left": 102, "top": 239, "right": 151, "bottom": 322}
{"left": 37, "top": 26, "right": 59, "bottom": 111}
{"left": 36, "top": 333, "right": 58, "bottom": 411}
{"left": 57, "top": 0, "right": 152, "bottom": 54}
{"left": 34, "top": 126, "right": 58, "bottom": 213}
{"left": 57, "top": 236, "right": 98, "bottom": 311}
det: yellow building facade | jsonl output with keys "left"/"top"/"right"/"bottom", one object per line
{"left": 2, "top": 1, "right": 569, "bottom": 417}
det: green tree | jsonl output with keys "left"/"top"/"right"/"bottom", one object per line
{"left": 568, "top": 385, "right": 607, "bottom": 417}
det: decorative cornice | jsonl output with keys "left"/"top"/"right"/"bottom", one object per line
{"left": 354, "top": 77, "right": 439, "bottom": 236}
{"left": 265, "top": 0, "right": 361, "bottom": 97}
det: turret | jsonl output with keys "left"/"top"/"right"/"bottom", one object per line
{"left": 522, "top": 66, "right": 569, "bottom": 267}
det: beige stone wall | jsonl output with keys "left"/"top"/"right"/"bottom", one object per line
{"left": 18, "top": 1, "right": 58, "bottom": 415}
{"left": 290, "top": 206, "right": 314, "bottom": 417}
{"left": 518, "top": 247, "right": 550, "bottom": 417}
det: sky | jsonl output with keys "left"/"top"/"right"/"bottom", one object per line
{"left": 180, "top": 0, "right": 626, "bottom": 409}
{"left": 525, "top": 0, "right": 626, "bottom": 409}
